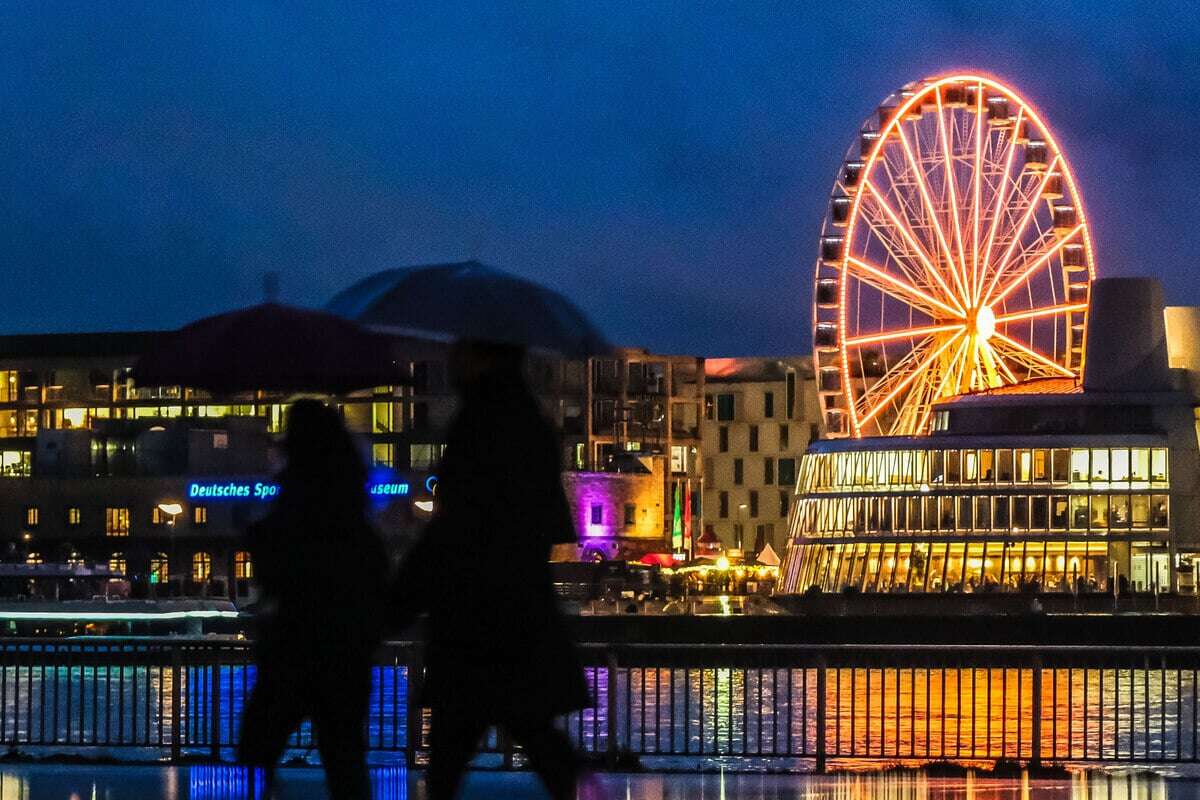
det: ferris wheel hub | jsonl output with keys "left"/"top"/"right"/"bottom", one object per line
{"left": 971, "top": 306, "right": 996, "bottom": 342}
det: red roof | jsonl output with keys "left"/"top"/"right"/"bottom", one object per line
{"left": 940, "top": 376, "right": 1082, "bottom": 403}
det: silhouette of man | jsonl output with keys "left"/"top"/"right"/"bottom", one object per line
{"left": 239, "top": 400, "right": 387, "bottom": 800}
{"left": 394, "top": 340, "right": 589, "bottom": 800}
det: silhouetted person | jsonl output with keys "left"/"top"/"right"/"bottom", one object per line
{"left": 239, "top": 400, "right": 387, "bottom": 800}
{"left": 394, "top": 340, "right": 588, "bottom": 800}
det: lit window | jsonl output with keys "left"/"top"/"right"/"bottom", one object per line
{"left": 25, "top": 552, "right": 42, "bottom": 566}
{"left": 1152, "top": 494, "right": 1169, "bottom": 528}
{"left": 1111, "top": 448, "right": 1130, "bottom": 482}
{"left": 151, "top": 506, "right": 164, "bottom": 525}
{"left": 372, "top": 443, "right": 394, "bottom": 467}
{"left": 105, "top": 507, "right": 130, "bottom": 537}
{"left": 66, "top": 507, "right": 81, "bottom": 526}
{"left": 108, "top": 553, "right": 126, "bottom": 576}
{"left": 1151, "top": 449, "right": 1168, "bottom": 482}
{"left": 1069, "top": 449, "right": 1090, "bottom": 483}
{"left": 150, "top": 553, "right": 169, "bottom": 584}
{"left": 24, "top": 507, "right": 38, "bottom": 527}
{"left": 670, "top": 445, "right": 688, "bottom": 473}
{"left": 409, "top": 444, "right": 445, "bottom": 470}
{"left": 193, "top": 506, "right": 208, "bottom": 525}
{"left": 192, "top": 552, "right": 212, "bottom": 582}
{"left": 234, "top": 551, "right": 253, "bottom": 580}
{"left": 1130, "top": 449, "right": 1150, "bottom": 481}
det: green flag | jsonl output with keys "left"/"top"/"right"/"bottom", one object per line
{"left": 671, "top": 481, "right": 683, "bottom": 550}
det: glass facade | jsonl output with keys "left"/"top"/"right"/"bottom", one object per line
{"left": 781, "top": 443, "right": 1172, "bottom": 594}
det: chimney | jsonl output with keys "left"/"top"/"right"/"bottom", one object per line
{"left": 1082, "top": 277, "right": 1171, "bottom": 392}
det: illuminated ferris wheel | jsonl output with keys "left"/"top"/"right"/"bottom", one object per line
{"left": 813, "top": 74, "right": 1097, "bottom": 438}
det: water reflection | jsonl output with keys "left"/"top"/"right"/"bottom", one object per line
{"left": 0, "top": 765, "right": 1176, "bottom": 799}
{"left": 600, "top": 770, "right": 1169, "bottom": 800}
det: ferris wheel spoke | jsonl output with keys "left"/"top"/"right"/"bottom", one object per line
{"left": 845, "top": 257, "right": 965, "bottom": 319}
{"left": 994, "top": 302, "right": 1089, "bottom": 325}
{"left": 911, "top": 335, "right": 971, "bottom": 434}
{"left": 894, "top": 124, "right": 966, "bottom": 301}
{"left": 976, "top": 107, "right": 1025, "bottom": 307}
{"left": 862, "top": 181, "right": 962, "bottom": 309}
{"left": 859, "top": 205, "right": 941, "bottom": 294}
{"left": 985, "top": 340, "right": 1020, "bottom": 384}
{"left": 988, "top": 223, "right": 1085, "bottom": 306}
{"left": 990, "top": 332, "right": 1076, "bottom": 378}
{"left": 980, "top": 156, "right": 1062, "bottom": 301}
{"left": 935, "top": 90, "right": 970, "bottom": 301}
{"left": 856, "top": 332, "right": 965, "bottom": 428}
{"left": 844, "top": 322, "right": 966, "bottom": 347}
{"left": 970, "top": 82, "right": 987, "bottom": 301}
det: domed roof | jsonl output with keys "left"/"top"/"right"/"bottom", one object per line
{"left": 326, "top": 260, "right": 484, "bottom": 323}
{"left": 326, "top": 260, "right": 610, "bottom": 357}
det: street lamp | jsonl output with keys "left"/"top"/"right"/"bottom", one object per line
{"left": 736, "top": 503, "right": 748, "bottom": 551}
{"left": 157, "top": 502, "right": 183, "bottom": 596}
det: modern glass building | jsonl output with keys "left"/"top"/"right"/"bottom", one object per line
{"left": 781, "top": 425, "right": 1174, "bottom": 594}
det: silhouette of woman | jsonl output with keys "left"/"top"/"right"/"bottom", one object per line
{"left": 394, "top": 340, "right": 589, "bottom": 800}
{"left": 239, "top": 399, "right": 387, "bottom": 800}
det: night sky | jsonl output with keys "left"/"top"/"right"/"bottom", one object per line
{"left": 2, "top": 2, "right": 1198, "bottom": 356}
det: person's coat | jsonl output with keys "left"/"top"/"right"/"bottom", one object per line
{"left": 247, "top": 484, "right": 388, "bottom": 667}
{"left": 394, "top": 373, "right": 589, "bottom": 719}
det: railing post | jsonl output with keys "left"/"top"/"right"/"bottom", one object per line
{"left": 170, "top": 647, "right": 182, "bottom": 762}
{"left": 1030, "top": 656, "right": 1042, "bottom": 768}
{"left": 210, "top": 656, "right": 222, "bottom": 762}
{"left": 605, "top": 649, "right": 619, "bottom": 769}
{"left": 404, "top": 646, "right": 423, "bottom": 770}
{"left": 815, "top": 658, "right": 827, "bottom": 773}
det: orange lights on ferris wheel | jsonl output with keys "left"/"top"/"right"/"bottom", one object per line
{"left": 811, "top": 73, "right": 1096, "bottom": 439}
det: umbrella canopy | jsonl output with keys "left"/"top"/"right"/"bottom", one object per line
{"left": 756, "top": 543, "right": 781, "bottom": 567}
{"left": 327, "top": 260, "right": 611, "bottom": 357}
{"left": 133, "top": 303, "right": 409, "bottom": 394}
{"left": 639, "top": 553, "right": 677, "bottom": 568}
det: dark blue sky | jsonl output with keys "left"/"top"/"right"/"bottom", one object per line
{"left": 2, "top": 2, "right": 1198, "bottom": 355}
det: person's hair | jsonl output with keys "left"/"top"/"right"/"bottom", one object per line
{"left": 278, "top": 399, "right": 367, "bottom": 522}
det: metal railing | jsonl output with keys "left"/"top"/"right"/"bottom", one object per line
{"left": 1, "top": 638, "right": 1199, "bottom": 770}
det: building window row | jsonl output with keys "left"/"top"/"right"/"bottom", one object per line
{"left": 803, "top": 447, "right": 1169, "bottom": 493}
{"left": 19, "top": 505, "right": 209, "bottom": 533}
{"left": 794, "top": 492, "right": 1170, "bottom": 537}
{"left": 785, "top": 539, "right": 1115, "bottom": 595}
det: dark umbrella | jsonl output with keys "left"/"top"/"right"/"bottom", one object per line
{"left": 133, "top": 303, "right": 409, "bottom": 393}
{"left": 327, "top": 260, "right": 611, "bottom": 357}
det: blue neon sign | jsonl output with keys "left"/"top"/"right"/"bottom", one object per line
{"left": 186, "top": 478, "right": 410, "bottom": 501}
